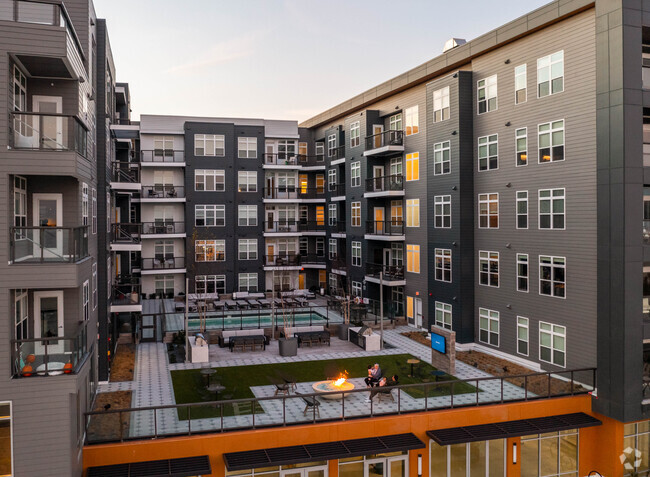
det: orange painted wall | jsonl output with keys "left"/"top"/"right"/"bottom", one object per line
{"left": 83, "top": 396, "right": 623, "bottom": 476}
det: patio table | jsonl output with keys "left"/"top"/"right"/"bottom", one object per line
{"left": 206, "top": 384, "right": 225, "bottom": 400}
{"left": 200, "top": 368, "right": 216, "bottom": 385}
{"left": 407, "top": 358, "right": 421, "bottom": 377}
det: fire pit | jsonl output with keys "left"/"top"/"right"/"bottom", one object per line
{"left": 312, "top": 376, "right": 355, "bottom": 400}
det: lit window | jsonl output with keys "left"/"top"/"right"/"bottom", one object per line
{"left": 406, "top": 199, "right": 419, "bottom": 227}
{"left": 405, "top": 106, "right": 419, "bottom": 135}
{"left": 406, "top": 152, "right": 419, "bottom": 181}
{"left": 406, "top": 244, "right": 420, "bottom": 273}
{"left": 195, "top": 239, "right": 225, "bottom": 262}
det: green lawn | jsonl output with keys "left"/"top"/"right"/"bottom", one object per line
{"left": 170, "top": 354, "right": 476, "bottom": 420}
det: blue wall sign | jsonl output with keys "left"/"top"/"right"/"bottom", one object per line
{"left": 431, "top": 332, "right": 446, "bottom": 354}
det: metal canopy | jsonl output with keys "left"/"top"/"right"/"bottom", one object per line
{"left": 87, "top": 455, "right": 211, "bottom": 477}
{"left": 223, "top": 433, "right": 425, "bottom": 471}
{"left": 427, "top": 412, "right": 602, "bottom": 446}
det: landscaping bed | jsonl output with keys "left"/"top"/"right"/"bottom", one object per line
{"left": 86, "top": 391, "right": 132, "bottom": 443}
{"left": 109, "top": 344, "right": 135, "bottom": 382}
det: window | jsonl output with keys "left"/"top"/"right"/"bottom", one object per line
{"left": 405, "top": 105, "right": 419, "bottom": 135}
{"left": 195, "top": 204, "right": 225, "bottom": 226}
{"left": 329, "top": 273, "right": 338, "bottom": 293}
{"left": 435, "top": 302, "right": 452, "bottom": 330}
{"left": 316, "top": 206, "right": 325, "bottom": 226}
{"left": 515, "top": 64, "right": 527, "bottom": 104}
{"left": 434, "top": 195, "right": 451, "bottom": 228}
{"left": 82, "top": 183, "right": 89, "bottom": 227}
{"left": 623, "top": 422, "right": 650, "bottom": 476}
{"left": 298, "top": 142, "right": 308, "bottom": 157}
{"left": 430, "top": 439, "right": 505, "bottom": 477}
{"left": 92, "top": 262, "right": 98, "bottom": 310}
{"left": 538, "top": 120, "right": 565, "bottom": 163}
{"left": 479, "top": 308, "right": 499, "bottom": 346}
{"left": 433, "top": 86, "right": 450, "bottom": 122}
{"left": 477, "top": 75, "right": 497, "bottom": 114}
{"left": 351, "top": 161, "right": 361, "bottom": 187}
{"left": 406, "top": 152, "right": 419, "bottom": 181}
{"left": 435, "top": 249, "right": 452, "bottom": 282}
{"left": 407, "top": 244, "right": 420, "bottom": 273}
{"left": 195, "top": 169, "right": 225, "bottom": 191}
{"left": 194, "top": 134, "right": 224, "bottom": 156}
{"left": 315, "top": 142, "right": 325, "bottom": 161}
{"left": 238, "top": 171, "right": 257, "bottom": 192}
{"left": 351, "top": 241, "right": 361, "bottom": 267}
{"left": 299, "top": 174, "right": 308, "bottom": 194}
{"left": 478, "top": 193, "right": 499, "bottom": 228}
{"left": 537, "top": 50, "right": 564, "bottom": 97}
{"left": 316, "top": 174, "right": 325, "bottom": 194}
{"left": 517, "top": 254, "right": 529, "bottom": 292}
{"left": 389, "top": 113, "right": 402, "bottom": 131}
{"left": 406, "top": 199, "right": 420, "bottom": 227}
{"left": 478, "top": 134, "right": 498, "bottom": 171}
{"left": 299, "top": 237, "right": 308, "bottom": 256}
{"left": 329, "top": 238, "right": 337, "bottom": 259}
{"left": 351, "top": 201, "right": 361, "bottom": 227}
{"left": 516, "top": 191, "right": 528, "bottom": 229}
{"left": 391, "top": 200, "right": 403, "bottom": 225}
{"left": 352, "top": 281, "right": 362, "bottom": 297}
{"left": 350, "top": 121, "right": 360, "bottom": 147}
{"left": 195, "top": 239, "right": 225, "bottom": 261}
{"left": 390, "top": 157, "right": 402, "bottom": 176}
{"left": 154, "top": 275, "right": 175, "bottom": 296}
{"left": 539, "top": 322, "right": 566, "bottom": 367}
{"left": 521, "top": 429, "right": 577, "bottom": 477}
{"left": 316, "top": 237, "right": 325, "bottom": 257}
{"left": 238, "top": 205, "right": 257, "bottom": 226}
{"left": 153, "top": 136, "right": 174, "bottom": 157}
{"left": 0, "top": 402, "right": 13, "bottom": 477}
{"left": 13, "top": 176, "right": 26, "bottom": 229}
{"left": 517, "top": 316, "right": 529, "bottom": 356}
{"left": 327, "top": 134, "right": 337, "bottom": 157}
{"left": 83, "top": 280, "right": 90, "bottom": 321}
{"left": 196, "top": 275, "right": 226, "bottom": 294}
{"left": 328, "top": 169, "right": 337, "bottom": 191}
{"left": 239, "top": 273, "right": 258, "bottom": 292}
{"left": 238, "top": 137, "right": 257, "bottom": 158}
{"left": 433, "top": 141, "right": 451, "bottom": 175}
{"left": 539, "top": 256, "right": 566, "bottom": 298}
{"left": 479, "top": 251, "right": 499, "bottom": 287}
{"left": 407, "top": 296, "right": 414, "bottom": 320}
{"left": 539, "top": 188, "right": 565, "bottom": 229}
{"left": 516, "top": 128, "right": 527, "bottom": 166}
{"left": 15, "top": 289, "right": 28, "bottom": 341}
{"left": 238, "top": 239, "right": 258, "bottom": 260}
{"left": 328, "top": 204, "right": 337, "bottom": 226}
{"left": 13, "top": 64, "right": 26, "bottom": 112}
{"left": 393, "top": 287, "right": 404, "bottom": 315}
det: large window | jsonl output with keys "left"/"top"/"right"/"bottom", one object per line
{"left": 351, "top": 241, "right": 361, "bottom": 267}
{"left": 435, "top": 302, "right": 452, "bottom": 330}
{"left": 340, "top": 452, "right": 407, "bottom": 477}
{"left": 315, "top": 142, "right": 325, "bottom": 161}
{"left": 515, "top": 64, "right": 527, "bottom": 104}
{"left": 329, "top": 238, "right": 337, "bottom": 259}
{"left": 0, "top": 402, "right": 13, "bottom": 477}
{"left": 406, "top": 152, "right": 419, "bottom": 181}
{"left": 538, "top": 120, "right": 564, "bottom": 163}
{"left": 195, "top": 169, "right": 225, "bottom": 192}
{"left": 351, "top": 161, "right": 361, "bottom": 187}
{"left": 82, "top": 182, "right": 88, "bottom": 227}
{"left": 433, "top": 141, "right": 451, "bottom": 175}
{"left": 435, "top": 248, "right": 452, "bottom": 282}
{"left": 194, "top": 134, "right": 225, "bottom": 156}
{"left": 390, "top": 157, "right": 402, "bottom": 176}
{"left": 478, "top": 134, "right": 498, "bottom": 171}
{"left": 238, "top": 205, "right": 257, "bottom": 226}
{"left": 238, "top": 171, "right": 257, "bottom": 192}
{"left": 517, "top": 316, "right": 529, "bottom": 356}
{"left": 478, "top": 193, "right": 499, "bottom": 228}
{"left": 195, "top": 239, "right": 225, "bottom": 262}
{"left": 316, "top": 206, "right": 325, "bottom": 226}
{"left": 238, "top": 239, "right": 258, "bottom": 260}
{"left": 407, "top": 244, "right": 420, "bottom": 273}
{"left": 623, "top": 422, "right": 650, "bottom": 476}
{"left": 196, "top": 275, "right": 226, "bottom": 294}
{"left": 328, "top": 169, "right": 337, "bottom": 191}
{"left": 351, "top": 202, "right": 361, "bottom": 227}
{"left": 516, "top": 191, "right": 528, "bottom": 229}
{"left": 539, "top": 188, "right": 565, "bottom": 229}
{"left": 516, "top": 128, "right": 527, "bottom": 166}
{"left": 405, "top": 105, "right": 419, "bottom": 135}
{"left": 537, "top": 50, "right": 564, "bottom": 97}
{"left": 327, "top": 134, "right": 337, "bottom": 157}
{"left": 477, "top": 75, "right": 497, "bottom": 114}
{"left": 434, "top": 195, "right": 451, "bottom": 228}
{"left": 479, "top": 308, "right": 499, "bottom": 346}
{"left": 521, "top": 429, "right": 577, "bottom": 477}
{"left": 350, "top": 121, "right": 360, "bottom": 148}
{"left": 479, "top": 251, "right": 499, "bottom": 287}
{"left": 389, "top": 113, "right": 402, "bottom": 131}
{"left": 153, "top": 136, "right": 174, "bottom": 157}
{"left": 406, "top": 199, "right": 420, "bottom": 227}
{"left": 517, "top": 253, "right": 529, "bottom": 292}
{"left": 238, "top": 137, "right": 257, "bottom": 158}
{"left": 154, "top": 275, "right": 175, "bottom": 296}
{"left": 433, "top": 86, "right": 450, "bottom": 122}
{"left": 238, "top": 273, "right": 258, "bottom": 292}
{"left": 328, "top": 203, "right": 337, "bottom": 226}
{"left": 430, "top": 439, "right": 505, "bottom": 477}
{"left": 539, "top": 255, "right": 566, "bottom": 298}
{"left": 195, "top": 204, "right": 225, "bottom": 226}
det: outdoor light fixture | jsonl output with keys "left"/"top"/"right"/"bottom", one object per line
{"left": 505, "top": 121, "right": 511, "bottom": 126}
{"left": 417, "top": 454, "right": 422, "bottom": 477}
{"left": 451, "top": 130, "right": 457, "bottom": 135}
{"left": 513, "top": 443, "right": 517, "bottom": 464}
{"left": 505, "top": 59, "right": 511, "bottom": 64}
{"left": 453, "top": 72, "right": 458, "bottom": 78}
{"left": 506, "top": 182, "right": 512, "bottom": 188}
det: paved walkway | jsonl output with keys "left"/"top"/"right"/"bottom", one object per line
{"left": 96, "top": 327, "right": 533, "bottom": 439}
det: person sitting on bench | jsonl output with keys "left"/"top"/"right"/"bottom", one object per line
{"left": 364, "top": 363, "right": 382, "bottom": 388}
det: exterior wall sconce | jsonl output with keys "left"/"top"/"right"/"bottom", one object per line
{"left": 417, "top": 454, "right": 422, "bottom": 477}
{"left": 505, "top": 59, "right": 511, "bottom": 64}
{"left": 451, "top": 130, "right": 457, "bottom": 135}
{"left": 513, "top": 442, "right": 517, "bottom": 464}
{"left": 505, "top": 122, "right": 511, "bottom": 126}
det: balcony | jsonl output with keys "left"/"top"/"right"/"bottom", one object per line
{"left": 364, "top": 175, "right": 404, "bottom": 198}
{"left": 263, "top": 154, "right": 326, "bottom": 169}
{"left": 141, "top": 222, "right": 185, "bottom": 236}
{"left": 11, "top": 320, "right": 88, "bottom": 378}
{"left": 141, "top": 185, "right": 185, "bottom": 201}
{"left": 10, "top": 226, "right": 88, "bottom": 263}
{"left": 140, "top": 150, "right": 184, "bottom": 165}
{"left": 328, "top": 183, "right": 346, "bottom": 199}
{"left": 364, "top": 130, "right": 404, "bottom": 157}
{"left": 264, "top": 254, "right": 326, "bottom": 269}
{"left": 328, "top": 146, "right": 345, "bottom": 162}
{"left": 330, "top": 221, "right": 346, "bottom": 236}
{"left": 110, "top": 277, "right": 142, "bottom": 312}
{"left": 331, "top": 257, "right": 348, "bottom": 274}
{"left": 111, "top": 161, "right": 140, "bottom": 189}
{"left": 110, "top": 223, "right": 141, "bottom": 251}
{"left": 365, "top": 262, "right": 406, "bottom": 286}
{"left": 263, "top": 187, "right": 326, "bottom": 202}
{"left": 644, "top": 221, "right": 650, "bottom": 244}
{"left": 9, "top": 112, "right": 88, "bottom": 157}
{"left": 365, "top": 220, "right": 405, "bottom": 241}
{"left": 264, "top": 221, "right": 326, "bottom": 235}
{"left": 141, "top": 256, "right": 185, "bottom": 271}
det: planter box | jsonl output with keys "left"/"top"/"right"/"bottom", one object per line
{"left": 279, "top": 337, "right": 298, "bottom": 357}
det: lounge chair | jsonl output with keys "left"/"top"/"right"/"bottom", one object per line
{"left": 296, "top": 392, "right": 320, "bottom": 417}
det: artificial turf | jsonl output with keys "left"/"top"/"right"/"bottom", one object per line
{"left": 171, "top": 353, "right": 477, "bottom": 420}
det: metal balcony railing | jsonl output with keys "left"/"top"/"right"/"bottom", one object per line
{"left": 264, "top": 254, "right": 326, "bottom": 266}
{"left": 328, "top": 183, "right": 346, "bottom": 196}
{"left": 327, "top": 146, "right": 345, "bottom": 160}
{"left": 365, "top": 130, "right": 404, "bottom": 151}
{"left": 141, "top": 257, "right": 185, "bottom": 270}
{"left": 365, "top": 174, "right": 404, "bottom": 193}
{"left": 142, "top": 185, "right": 185, "bottom": 199}
{"left": 10, "top": 226, "right": 89, "bottom": 263}
{"left": 112, "top": 277, "right": 141, "bottom": 306}
{"left": 141, "top": 222, "right": 185, "bottom": 234}
{"left": 330, "top": 257, "right": 348, "bottom": 270}
{"left": 644, "top": 220, "right": 650, "bottom": 244}
{"left": 365, "top": 220, "right": 405, "bottom": 236}
{"left": 365, "top": 262, "right": 405, "bottom": 281}
{"left": 263, "top": 187, "right": 326, "bottom": 200}
{"left": 140, "top": 150, "right": 184, "bottom": 163}
{"left": 9, "top": 112, "right": 88, "bottom": 157}
{"left": 330, "top": 221, "right": 346, "bottom": 233}
{"left": 112, "top": 161, "right": 140, "bottom": 183}
{"left": 264, "top": 221, "right": 326, "bottom": 233}
{"left": 111, "top": 223, "right": 141, "bottom": 243}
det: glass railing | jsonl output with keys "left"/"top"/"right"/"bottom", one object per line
{"left": 264, "top": 221, "right": 326, "bottom": 233}
{"left": 263, "top": 187, "right": 326, "bottom": 200}
{"left": 365, "top": 262, "right": 405, "bottom": 281}
{"left": 10, "top": 226, "right": 89, "bottom": 263}
{"left": 141, "top": 222, "right": 185, "bottom": 234}
{"left": 11, "top": 321, "right": 88, "bottom": 378}
{"left": 10, "top": 112, "right": 87, "bottom": 156}
{"left": 264, "top": 254, "right": 326, "bottom": 266}
{"left": 141, "top": 150, "right": 184, "bottom": 163}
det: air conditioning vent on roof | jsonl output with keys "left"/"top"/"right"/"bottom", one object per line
{"left": 443, "top": 38, "right": 467, "bottom": 53}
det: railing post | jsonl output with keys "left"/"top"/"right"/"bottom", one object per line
{"left": 188, "top": 406, "right": 191, "bottom": 435}
{"left": 500, "top": 378, "right": 504, "bottom": 403}
{"left": 525, "top": 375, "right": 528, "bottom": 401}
{"left": 547, "top": 373, "right": 552, "bottom": 397}
{"left": 571, "top": 370, "right": 575, "bottom": 396}
{"left": 476, "top": 379, "right": 480, "bottom": 405}
{"left": 119, "top": 411, "right": 124, "bottom": 442}
{"left": 154, "top": 408, "right": 158, "bottom": 438}
{"left": 282, "top": 396, "right": 286, "bottom": 426}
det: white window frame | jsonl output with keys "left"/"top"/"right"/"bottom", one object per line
{"left": 328, "top": 169, "right": 337, "bottom": 191}
{"left": 329, "top": 238, "right": 337, "bottom": 259}
{"left": 238, "top": 171, "right": 257, "bottom": 192}
{"left": 537, "top": 50, "right": 564, "bottom": 98}
{"left": 194, "top": 134, "right": 225, "bottom": 156}
{"left": 517, "top": 253, "right": 529, "bottom": 293}
{"left": 327, "top": 134, "right": 337, "bottom": 157}
{"left": 405, "top": 105, "right": 419, "bottom": 136}
{"left": 515, "top": 64, "right": 527, "bottom": 104}
{"left": 328, "top": 203, "right": 337, "bottom": 226}
{"left": 479, "top": 251, "right": 499, "bottom": 288}
{"left": 516, "top": 191, "right": 528, "bottom": 229}
{"left": 195, "top": 204, "right": 225, "bottom": 227}
{"left": 434, "top": 248, "right": 452, "bottom": 283}
{"left": 195, "top": 169, "right": 225, "bottom": 192}
{"left": 238, "top": 239, "right": 258, "bottom": 260}
{"left": 433, "top": 141, "right": 451, "bottom": 175}
{"left": 516, "top": 127, "right": 527, "bottom": 166}
{"left": 351, "top": 281, "right": 362, "bottom": 297}
{"left": 477, "top": 74, "right": 498, "bottom": 114}
{"left": 238, "top": 137, "right": 257, "bottom": 159}
{"left": 389, "top": 113, "right": 402, "bottom": 131}
{"left": 350, "top": 121, "right": 360, "bottom": 148}
{"left": 196, "top": 275, "right": 226, "bottom": 294}
{"left": 435, "top": 302, "right": 452, "bottom": 330}
{"left": 407, "top": 244, "right": 420, "bottom": 274}
{"left": 479, "top": 308, "right": 499, "bottom": 346}
{"left": 195, "top": 239, "right": 225, "bottom": 262}
{"left": 478, "top": 193, "right": 499, "bottom": 229}
{"left": 434, "top": 195, "right": 451, "bottom": 228}
{"left": 478, "top": 134, "right": 498, "bottom": 171}
{"left": 13, "top": 64, "right": 26, "bottom": 112}
{"left": 538, "top": 119, "right": 565, "bottom": 163}
{"left": 92, "top": 262, "right": 98, "bottom": 310}
{"left": 351, "top": 241, "right": 361, "bottom": 267}
{"left": 238, "top": 273, "right": 258, "bottom": 293}
{"left": 351, "top": 161, "right": 361, "bottom": 187}
{"left": 14, "top": 176, "right": 27, "bottom": 229}
{"left": 91, "top": 188, "right": 97, "bottom": 234}
{"left": 517, "top": 316, "right": 529, "bottom": 356}
{"left": 538, "top": 188, "right": 566, "bottom": 230}
{"left": 539, "top": 255, "right": 566, "bottom": 298}
{"left": 15, "top": 289, "right": 28, "bottom": 341}
{"left": 433, "top": 86, "right": 450, "bottom": 122}
{"left": 351, "top": 201, "right": 361, "bottom": 227}
{"left": 238, "top": 205, "right": 257, "bottom": 226}
{"left": 539, "top": 321, "right": 566, "bottom": 367}
{"left": 83, "top": 280, "right": 90, "bottom": 321}
{"left": 315, "top": 142, "right": 325, "bottom": 161}
{"left": 81, "top": 183, "right": 89, "bottom": 227}
{"left": 406, "top": 199, "right": 420, "bottom": 227}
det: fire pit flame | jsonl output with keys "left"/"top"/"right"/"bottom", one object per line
{"left": 333, "top": 371, "right": 349, "bottom": 387}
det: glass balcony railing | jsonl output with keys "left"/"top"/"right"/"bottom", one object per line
{"left": 264, "top": 221, "right": 325, "bottom": 233}
{"left": 263, "top": 187, "right": 326, "bottom": 200}
{"left": 365, "top": 262, "right": 405, "bottom": 281}
{"left": 141, "top": 222, "right": 185, "bottom": 234}
{"left": 140, "top": 150, "right": 184, "bottom": 163}
{"left": 141, "top": 257, "right": 186, "bottom": 270}
{"left": 142, "top": 185, "right": 185, "bottom": 199}
{"left": 264, "top": 254, "right": 326, "bottom": 266}
{"left": 10, "top": 226, "right": 89, "bottom": 263}
{"left": 9, "top": 112, "right": 88, "bottom": 156}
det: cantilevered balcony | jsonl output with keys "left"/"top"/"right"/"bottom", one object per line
{"left": 110, "top": 276, "right": 142, "bottom": 313}
{"left": 365, "top": 220, "right": 405, "bottom": 241}
{"left": 141, "top": 185, "right": 185, "bottom": 202}
{"left": 328, "top": 146, "right": 345, "bottom": 162}
{"left": 263, "top": 187, "right": 326, "bottom": 203}
{"left": 141, "top": 256, "right": 186, "bottom": 274}
{"left": 263, "top": 254, "right": 326, "bottom": 270}
{"left": 328, "top": 182, "right": 346, "bottom": 199}
{"left": 140, "top": 150, "right": 184, "bottom": 165}
{"left": 9, "top": 112, "right": 88, "bottom": 157}
{"left": 364, "top": 175, "right": 404, "bottom": 198}
{"left": 331, "top": 257, "right": 348, "bottom": 275}
{"left": 110, "top": 223, "right": 141, "bottom": 251}
{"left": 365, "top": 262, "right": 406, "bottom": 286}
{"left": 263, "top": 153, "right": 326, "bottom": 170}
{"left": 111, "top": 161, "right": 141, "bottom": 190}
{"left": 141, "top": 222, "right": 185, "bottom": 237}
{"left": 10, "top": 226, "right": 88, "bottom": 263}
{"left": 330, "top": 220, "right": 346, "bottom": 237}
{"left": 264, "top": 221, "right": 326, "bottom": 236}
{"left": 364, "top": 130, "right": 404, "bottom": 157}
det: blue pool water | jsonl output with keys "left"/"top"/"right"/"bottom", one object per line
{"left": 186, "top": 312, "right": 337, "bottom": 330}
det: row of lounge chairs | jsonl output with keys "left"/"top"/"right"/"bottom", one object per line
{"left": 176, "top": 297, "right": 310, "bottom": 313}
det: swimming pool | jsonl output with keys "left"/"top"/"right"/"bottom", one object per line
{"left": 181, "top": 311, "right": 340, "bottom": 331}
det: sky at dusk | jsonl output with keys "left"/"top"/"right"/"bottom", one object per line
{"left": 94, "top": 0, "right": 550, "bottom": 122}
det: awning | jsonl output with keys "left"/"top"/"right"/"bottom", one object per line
{"left": 427, "top": 412, "right": 602, "bottom": 446}
{"left": 223, "top": 433, "right": 424, "bottom": 471}
{"left": 87, "top": 455, "right": 211, "bottom": 477}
